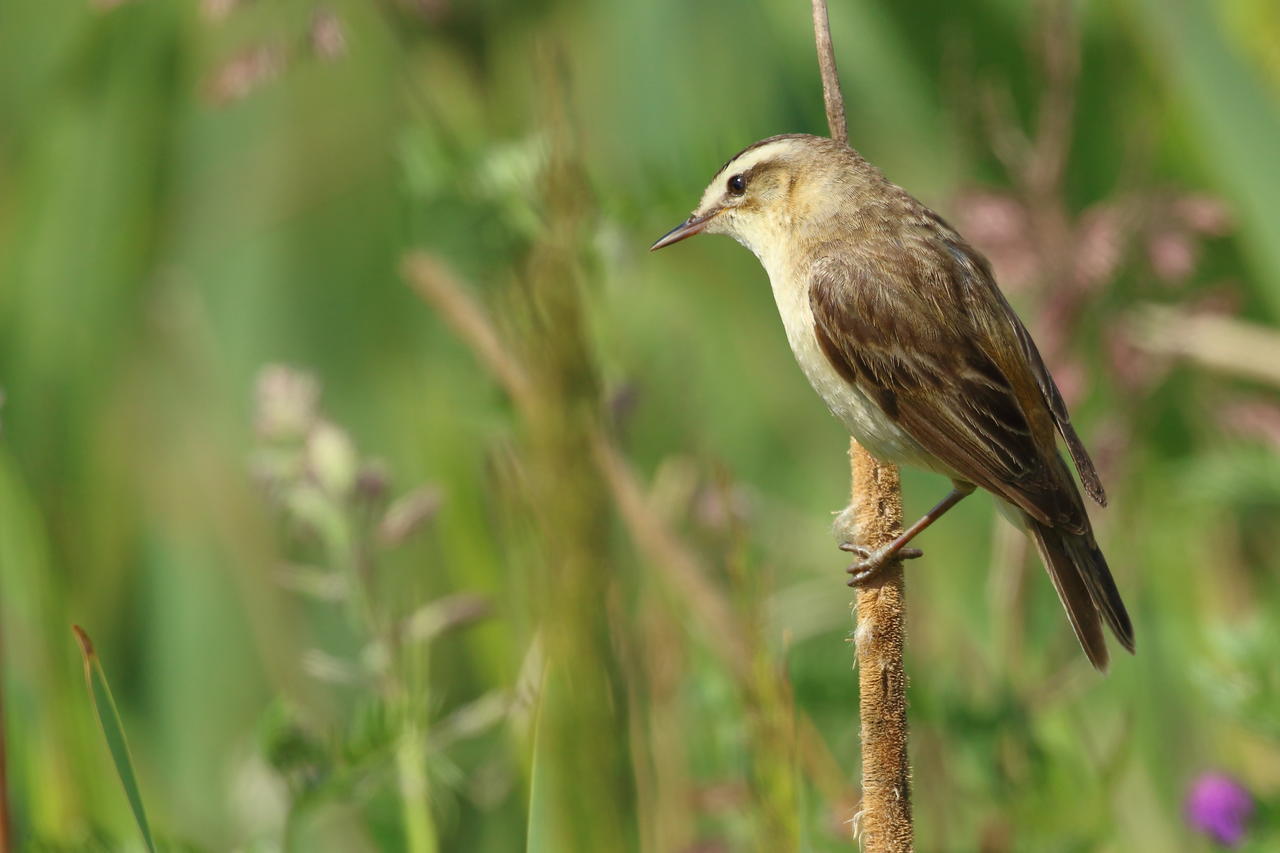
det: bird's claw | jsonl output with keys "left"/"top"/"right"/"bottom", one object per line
{"left": 839, "top": 542, "right": 923, "bottom": 587}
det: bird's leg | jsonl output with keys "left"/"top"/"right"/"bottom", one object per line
{"left": 839, "top": 482, "right": 976, "bottom": 586}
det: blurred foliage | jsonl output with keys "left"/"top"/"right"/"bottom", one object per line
{"left": 73, "top": 627, "right": 156, "bottom": 853}
{"left": 1, "top": 0, "right": 1279, "bottom": 850}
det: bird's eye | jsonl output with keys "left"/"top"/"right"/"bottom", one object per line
{"left": 727, "top": 174, "right": 746, "bottom": 195}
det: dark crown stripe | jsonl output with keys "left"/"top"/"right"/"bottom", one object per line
{"left": 715, "top": 133, "right": 816, "bottom": 176}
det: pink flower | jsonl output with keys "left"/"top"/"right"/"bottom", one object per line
{"left": 1186, "top": 773, "right": 1254, "bottom": 847}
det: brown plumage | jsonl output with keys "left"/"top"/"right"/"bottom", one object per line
{"left": 652, "top": 133, "right": 1134, "bottom": 670}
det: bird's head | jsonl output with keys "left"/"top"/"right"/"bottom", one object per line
{"left": 650, "top": 133, "right": 861, "bottom": 259}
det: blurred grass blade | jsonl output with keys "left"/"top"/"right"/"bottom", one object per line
{"left": 72, "top": 626, "right": 157, "bottom": 853}
{"left": 1130, "top": 0, "right": 1280, "bottom": 315}
{"left": 525, "top": 666, "right": 556, "bottom": 853}
{"left": 525, "top": 703, "right": 550, "bottom": 853}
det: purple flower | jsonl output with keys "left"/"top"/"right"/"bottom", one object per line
{"left": 1186, "top": 773, "right": 1254, "bottom": 847}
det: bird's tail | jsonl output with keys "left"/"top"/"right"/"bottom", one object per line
{"left": 1026, "top": 516, "right": 1135, "bottom": 671}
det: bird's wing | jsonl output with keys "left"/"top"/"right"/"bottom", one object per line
{"left": 808, "top": 242, "right": 1087, "bottom": 532}
{"left": 1004, "top": 307, "right": 1107, "bottom": 505}
{"left": 943, "top": 232, "right": 1107, "bottom": 505}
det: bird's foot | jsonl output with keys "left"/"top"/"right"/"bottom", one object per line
{"left": 840, "top": 541, "right": 923, "bottom": 587}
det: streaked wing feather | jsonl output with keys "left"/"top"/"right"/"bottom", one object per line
{"left": 1007, "top": 313, "right": 1108, "bottom": 505}
{"left": 808, "top": 248, "right": 1084, "bottom": 532}
{"left": 939, "top": 229, "right": 1107, "bottom": 506}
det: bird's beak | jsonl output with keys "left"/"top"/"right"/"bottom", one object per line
{"left": 650, "top": 210, "right": 717, "bottom": 251}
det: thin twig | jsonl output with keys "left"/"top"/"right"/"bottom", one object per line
{"left": 590, "top": 432, "right": 746, "bottom": 667}
{"left": 810, "top": 0, "right": 847, "bottom": 145}
{"left": 591, "top": 430, "right": 853, "bottom": 813}
{"left": 401, "top": 251, "right": 538, "bottom": 417}
{"left": 811, "top": 0, "right": 914, "bottom": 848}
{"left": 1026, "top": 0, "right": 1078, "bottom": 198}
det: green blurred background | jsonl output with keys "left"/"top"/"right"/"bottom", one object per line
{"left": 2, "top": 0, "right": 1279, "bottom": 850}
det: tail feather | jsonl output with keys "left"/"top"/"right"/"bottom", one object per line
{"left": 1027, "top": 516, "right": 1134, "bottom": 670}
{"left": 1070, "top": 534, "right": 1135, "bottom": 654}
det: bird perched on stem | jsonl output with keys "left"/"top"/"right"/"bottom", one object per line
{"left": 651, "top": 133, "right": 1134, "bottom": 670}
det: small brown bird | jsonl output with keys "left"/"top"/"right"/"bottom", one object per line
{"left": 652, "top": 134, "right": 1133, "bottom": 669}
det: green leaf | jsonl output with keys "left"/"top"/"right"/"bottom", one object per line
{"left": 73, "top": 625, "right": 157, "bottom": 853}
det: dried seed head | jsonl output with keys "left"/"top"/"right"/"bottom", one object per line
{"left": 378, "top": 486, "right": 444, "bottom": 547}
{"left": 309, "top": 8, "right": 347, "bottom": 61}
{"left": 1146, "top": 228, "right": 1197, "bottom": 283}
{"left": 254, "top": 365, "right": 320, "bottom": 440}
{"left": 306, "top": 421, "right": 358, "bottom": 497}
{"left": 1072, "top": 203, "right": 1128, "bottom": 290}
{"left": 1217, "top": 399, "right": 1280, "bottom": 451}
{"left": 1173, "top": 194, "right": 1232, "bottom": 236}
{"left": 356, "top": 461, "right": 392, "bottom": 503}
{"left": 200, "top": 0, "right": 244, "bottom": 22}
{"left": 951, "top": 191, "right": 1038, "bottom": 291}
{"left": 205, "top": 45, "right": 286, "bottom": 105}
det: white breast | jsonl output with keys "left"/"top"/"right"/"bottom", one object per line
{"left": 758, "top": 251, "right": 936, "bottom": 471}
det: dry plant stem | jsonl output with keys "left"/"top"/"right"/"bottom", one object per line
{"left": 590, "top": 432, "right": 744, "bottom": 666}
{"left": 810, "top": 0, "right": 847, "bottom": 145}
{"left": 593, "top": 429, "right": 851, "bottom": 809}
{"left": 401, "top": 252, "right": 537, "bottom": 417}
{"left": 1129, "top": 304, "right": 1280, "bottom": 389}
{"left": 848, "top": 444, "right": 913, "bottom": 850}
{"left": 811, "top": 0, "right": 913, "bottom": 847}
